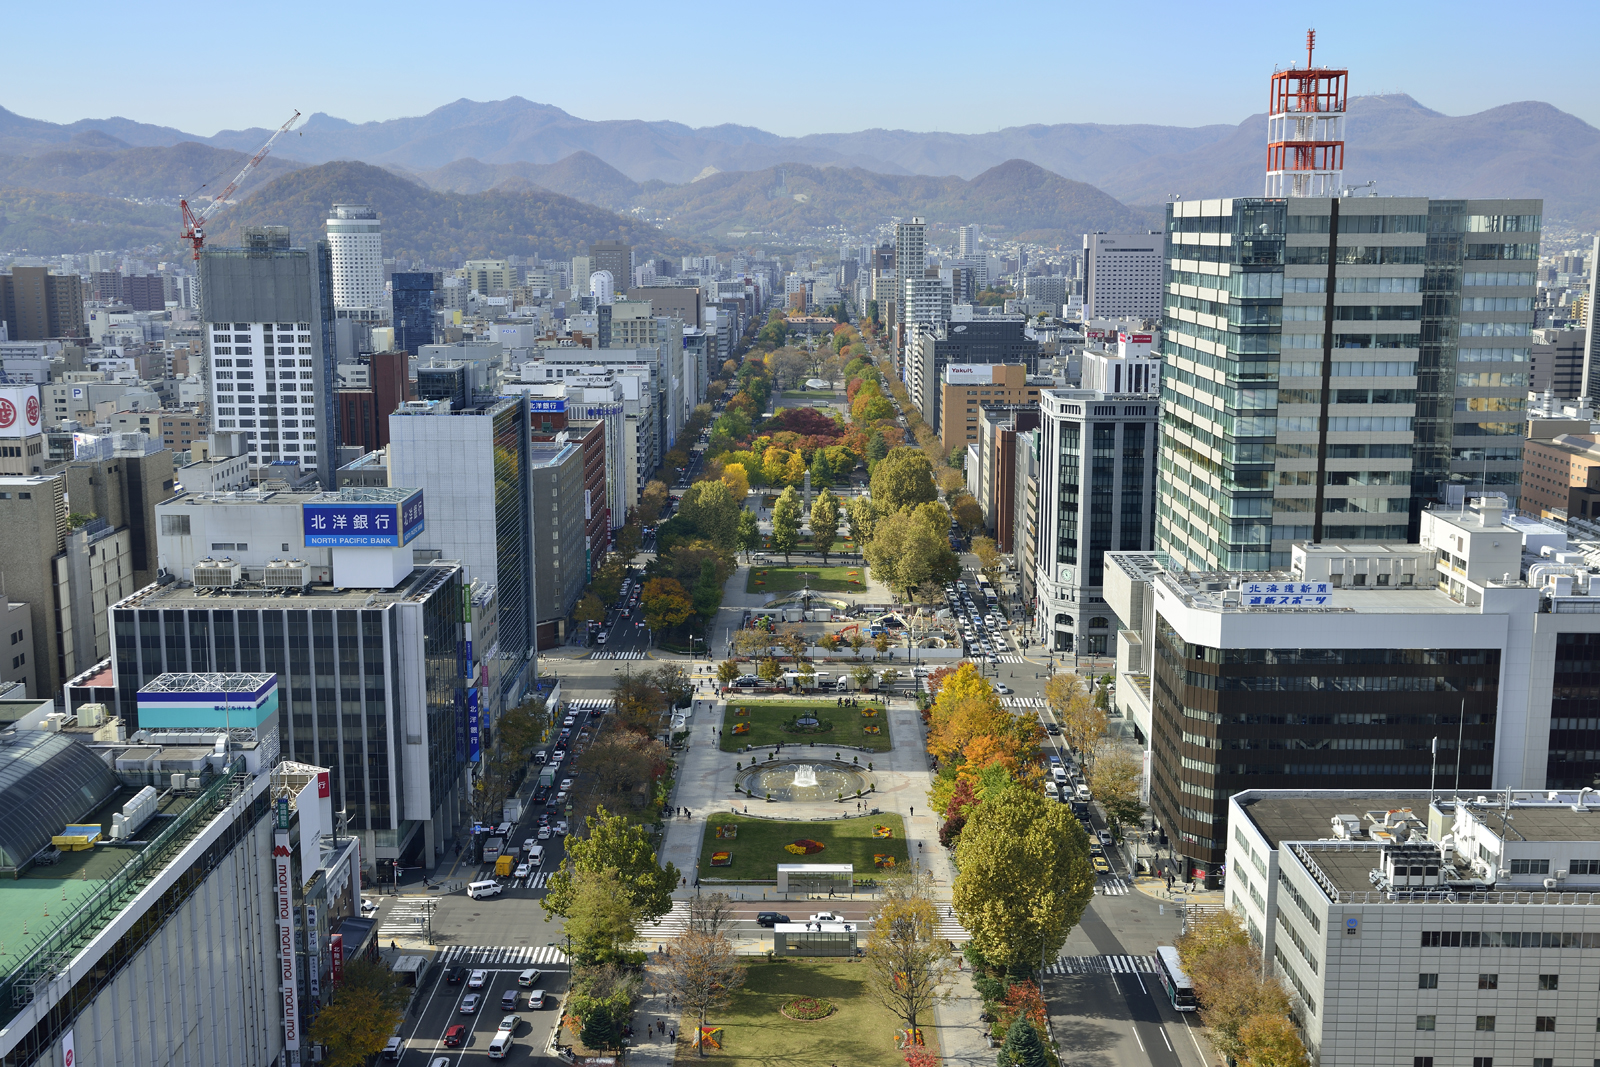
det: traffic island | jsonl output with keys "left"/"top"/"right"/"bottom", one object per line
{"left": 722, "top": 699, "right": 891, "bottom": 752}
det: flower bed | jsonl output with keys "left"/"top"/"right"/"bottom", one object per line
{"left": 861, "top": 708, "right": 878, "bottom": 717}
{"left": 710, "top": 851, "right": 733, "bottom": 866}
{"left": 874, "top": 854, "right": 896, "bottom": 868}
{"left": 780, "top": 996, "right": 837, "bottom": 1022}
{"left": 863, "top": 724, "right": 881, "bottom": 734}
{"left": 872, "top": 825, "right": 892, "bottom": 839}
{"left": 732, "top": 722, "right": 750, "bottom": 734}
{"left": 784, "top": 838, "right": 826, "bottom": 856}
{"left": 715, "top": 825, "right": 738, "bottom": 839}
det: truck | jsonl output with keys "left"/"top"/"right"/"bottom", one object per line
{"left": 483, "top": 836, "right": 505, "bottom": 863}
{"left": 495, "top": 853, "right": 514, "bottom": 877}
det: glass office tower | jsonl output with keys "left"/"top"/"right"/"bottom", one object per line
{"left": 1157, "top": 196, "right": 1541, "bottom": 572}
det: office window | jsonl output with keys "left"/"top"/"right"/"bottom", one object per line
{"left": 1479, "top": 974, "right": 1498, "bottom": 989}
{"left": 1477, "top": 1017, "right": 1496, "bottom": 1031}
{"left": 1539, "top": 974, "right": 1559, "bottom": 990}
{"left": 1416, "top": 1016, "right": 1435, "bottom": 1031}
{"left": 1534, "top": 1017, "right": 1555, "bottom": 1032}
{"left": 1471, "top": 1059, "right": 1492, "bottom": 1067}
{"left": 1414, "top": 1060, "right": 1433, "bottom": 1067}
{"left": 1418, "top": 973, "right": 1438, "bottom": 989}
{"left": 1533, "top": 1061, "right": 1552, "bottom": 1067}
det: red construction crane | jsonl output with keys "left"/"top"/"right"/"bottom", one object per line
{"left": 179, "top": 110, "right": 301, "bottom": 261}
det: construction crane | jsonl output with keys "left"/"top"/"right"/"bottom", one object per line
{"left": 179, "top": 110, "right": 301, "bottom": 261}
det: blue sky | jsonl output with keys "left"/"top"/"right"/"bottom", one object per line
{"left": 8, "top": 1, "right": 1596, "bottom": 137}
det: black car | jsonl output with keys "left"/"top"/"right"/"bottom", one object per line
{"left": 755, "top": 912, "right": 791, "bottom": 928}
{"left": 445, "top": 965, "right": 467, "bottom": 985}
{"left": 1045, "top": 723, "right": 1062, "bottom": 735}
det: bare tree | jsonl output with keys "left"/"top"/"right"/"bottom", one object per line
{"left": 687, "top": 891, "right": 737, "bottom": 938}
{"left": 863, "top": 873, "right": 955, "bottom": 1036}
{"left": 658, "top": 931, "right": 746, "bottom": 1057}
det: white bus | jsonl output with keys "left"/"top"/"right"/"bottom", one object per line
{"left": 1154, "top": 946, "right": 1196, "bottom": 1012}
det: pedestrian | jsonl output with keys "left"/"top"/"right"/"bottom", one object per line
{"left": 744, "top": 805, "right": 749, "bottom": 813}
{"left": 390, "top": 940, "right": 396, "bottom": 951}
{"left": 909, "top": 806, "right": 914, "bottom": 817}
{"left": 670, "top": 1028, "right": 677, "bottom": 1041}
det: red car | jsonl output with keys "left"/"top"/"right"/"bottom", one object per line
{"left": 444, "top": 1024, "right": 467, "bottom": 1047}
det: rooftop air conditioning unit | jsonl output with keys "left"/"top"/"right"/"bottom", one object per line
{"left": 1544, "top": 877, "right": 1559, "bottom": 890}
{"left": 264, "top": 559, "right": 311, "bottom": 590}
{"left": 193, "top": 557, "right": 242, "bottom": 589}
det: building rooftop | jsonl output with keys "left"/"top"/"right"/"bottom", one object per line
{"left": 1467, "top": 803, "right": 1600, "bottom": 844}
{"left": 1235, "top": 790, "right": 1433, "bottom": 850}
{"left": 118, "top": 558, "right": 460, "bottom": 610}
{"left": 1157, "top": 569, "right": 1480, "bottom": 615}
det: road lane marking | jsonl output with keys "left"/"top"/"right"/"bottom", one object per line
{"left": 1130, "top": 1025, "right": 1146, "bottom": 1053}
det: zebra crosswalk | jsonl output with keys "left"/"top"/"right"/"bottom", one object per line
{"left": 567, "top": 698, "right": 615, "bottom": 712}
{"left": 591, "top": 649, "right": 645, "bottom": 660}
{"left": 992, "top": 654, "right": 1024, "bottom": 664}
{"left": 377, "top": 901, "right": 435, "bottom": 938}
{"left": 507, "top": 871, "right": 551, "bottom": 890}
{"left": 438, "top": 944, "right": 569, "bottom": 966}
{"left": 1001, "top": 696, "right": 1047, "bottom": 709}
{"left": 1095, "top": 877, "right": 1130, "bottom": 896}
{"left": 1043, "top": 953, "right": 1158, "bottom": 977}
{"left": 637, "top": 900, "right": 692, "bottom": 942}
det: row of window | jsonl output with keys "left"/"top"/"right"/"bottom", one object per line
{"left": 1417, "top": 1015, "right": 1561, "bottom": 1033}
{"left": 1422, "top": 930, "right": 1600, "bottom": 948}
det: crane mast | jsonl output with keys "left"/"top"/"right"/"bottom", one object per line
{"left": 179, "top": 110, "right": 301, "bottom": 261}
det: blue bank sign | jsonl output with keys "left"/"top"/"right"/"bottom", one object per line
{"left": 303, "top": 490, "right": 425, "bottom": 547}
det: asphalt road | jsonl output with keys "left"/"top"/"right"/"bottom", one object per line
{"left": 392, "top": 960, "right": 567, "bottom": 1065}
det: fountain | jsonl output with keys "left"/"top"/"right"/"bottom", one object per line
{"left": 738, "top": 759, "right": 869, "bottom": 801}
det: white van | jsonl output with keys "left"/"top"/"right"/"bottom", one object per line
{"left": 1074, "top": 783, "right": 1091, "bottom": 802}
{"left": 527, "top": 844, "right": 545, "bottom": 866}
{"left": 1044, "top": 780, "right": 1059, "bottom": 799}
{"left": 467, "top": 880, "right": 504, "bottom": 900}
{"left": 488, "top": 1033, "right": 514, "bottom": 1059}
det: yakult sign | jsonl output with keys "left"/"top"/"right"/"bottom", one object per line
{"left": 0, "top": 386, "right": 42, "bottom": 438}
{"left": 274, "top": 831, "right": 300, "bottom": 1050}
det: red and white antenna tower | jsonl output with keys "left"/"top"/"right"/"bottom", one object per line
{"left": 1265, "top": 30, "right": 1347, "bottom": 197}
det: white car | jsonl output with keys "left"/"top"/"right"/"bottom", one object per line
{"left": 554, "top": 790, "right": 569, "bottom": 806}
{"left": 809, "top": 911, "right": 841, "bottom": 922}
{"left": 514, "top": 862, "right": 531, "bottom": 878}
{"left": 538, "top": 826, "right": 552, "bottom": 840}
{"left": 554, "top": 820, "right": 569, "bottom": 836}
{"left": 468, "top": 969, "right": 488, "bottom": 990}
{"left": 360, "top": 897, "right": 379, "bottom": 915}
{"left": 563, "top": 715, "right": 576, "bottom": 726}
{"left": 995, "top": 683, "right": 1012, "bottom": 695}
{"left": 523, "top": 838, "right": 538, "bottom": 854}
{"left": 551, "top": 750, "right": 566, "bottom": 764}
{"left": 597, "top": 630, "right": 609, "bottom": 644}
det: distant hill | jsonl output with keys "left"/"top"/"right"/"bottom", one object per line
{"left": 0, "top": 105, "right": 195, "bottom": 156}
{"left": 627, "top": 159, "right": 1157, "bottom": 242}
{"left": 1106, "top": 94, "right": 1600, "bottom": 225}
{"left": 215, "top": 160, "right": 691, "bottom": 262}
{"left": 407, "top": 151, "right": 665, "bottom": 211}
{"left": 0, "top": 190, "right": 177, "bottom": 253}
{"left": 0, "top": 140, "right": 303, "bottom": 200}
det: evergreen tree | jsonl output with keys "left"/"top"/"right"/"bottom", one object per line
{"left": 996, "top": 1020, "right": 1049, "bottom": 1067}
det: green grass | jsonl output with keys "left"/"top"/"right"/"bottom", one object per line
{"left": 721, "top": 699, "right": 891, "bottom": 752}
{"left": 698, "top": 813, "right": 907, "bottom": 881}
{"left": 781, "top": 389, "right": 838, "bottom": 399}
{"left": 746, "top": 565, "right": 865, "bottom": 594}
{"left": 693, "top": 958, "right": 930, "bottom": 1067}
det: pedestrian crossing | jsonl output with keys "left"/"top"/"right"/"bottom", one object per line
{"left": 438, "top": 944, "right": 569, "bottom": 966}
{"left": 377, "top": 901, "right": 435, "bottom": 938}
{"left": 637, "top": 900, "right": 692, "bottom": 941}
{"left": 935, "top": 915, "right": 972, "bottom": 942}
{"left": 992, "top": 654, "right": 1024, "bottom": 664}
{"left": 592, "top": 649, "right": 645, "bottom": 660}
{"left": 1095, "top": 877, "right": 1130, "bottom": 896}
{"left": 508, "top": 871, "right": 551, "bottom": 890}
{"left": 1001, "top": 696, "right": 1047, "bottom": 709}
{"left": 567, "top": 698, "right": 615, "bottom": 712}
{"left": 1044, "top": 953, "right": 1157, "bottom": 977}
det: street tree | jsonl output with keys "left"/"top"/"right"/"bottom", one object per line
{"left": 758, "top": 655, "right": 783, "bottom": 683}
{"left": 873, "top": 632, "right": 890, "bottom": 656}
{"left": 1087, "top": 740, "right": 1145, "bottom": 833}
{"left": 995, "top": 1019, "right": 1050, "bottom": 1067}
{"left": 613, "top": 671, "right": 668, "bottom": 733}
{"left": 642, "top": 577, "right": 695, "bottom": 634}
{"left": 846, "top": 494, "right": 883, "bottom": 544}
{"left": 678, "top": 479, "right": 741, "bottom": 550}
{"left": 687, "top": 891, "right": 737, "bottom": 937}
{"left": 574, "top": 592, "right": 606, "bottom": 628}
{"left": 870, "top": 447, "right": 938, "bottom": 512}
{"left": 810, "top": 488, "right": 840, "bottom": 561}
{"left": 659, "top": 931, "right": 746, "bottom": 1058}
{"left": 971, "top": 536, "right": 1003, "bottom": 583}
{"left": 638, "top": 480, "right": 671, "bottom": 524}
{"left": 770, "top": 486, "right": 801, "bottom": 563}
{"left": 308, "top": 959, "right": 405, "bottom": 1067}
{"left": 564, "top": 866, "right": 642, "bottom": 965}
{"left": 948, "top": 492, "right": 984, "bottom": 538}
{"left": 542, "top": 806, "right": 679, "bottom": 923}
{"left": 568, "top": 964, "right": 641, "bottom": 1054}
{"left": 720, "top": 462, "right": 751, "bottom": 500}
{"left": 716, "top": 659, "right": 741, "bottom": 688}
{"left": 952, "top": 788, "right": 1095, "bottom": 973}
{"left": 862, "top": 873, "right": 954, "bottom": 1037}
{"left": 1045, "top": 675, "right": 1107, "bottom": 761}
{"left": 578, "top": 730, "right": 668, "bottom": 801}
{"left": 735, "top": 509, "right": 761, "bottom": 561}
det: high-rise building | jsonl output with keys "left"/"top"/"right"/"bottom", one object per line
{"left": 1157, "top": 195, "right": 1541, "bottom": 572}
{"left": 326, "top": 204, "right": 384, "bottom": 316}
{"left": 337, "top": 350, "right": 413, "bottom": 452}
{"left": 1031, "top": 390, "right": 1157, "bottom": 655}
{"left": 389, "top": 397, "right": 538, "bottom": 700}
{"left": 907, "top": 318, "right": 1039, "bottom": 428}
{"left": 199, "top": 227, "right": 337, "bottom": 482}
{"left": 937, "top": 363, "right": 1044, "bottom": 456}
{"left": 893, "top": 218, "right": 927, "bottom": 352}
{"left": 1529, "top": 327, "right": 1586, "bottom": 399}
{"left": 589, "top": 242, "right": 633, "bottom": 294}
{"left": 0, "top": 267, "right": 85, "bottom": 340}
{"left": 459, "top": 259, "right": 516, "bottom": 294}
{"left": 391, "top": 271, "right": 438, "bottom": 354}
{"left": 957, "top": 225, "right": 980, "bottom": 259}
{"left": 1082, "top": 233, "right": 1164, "bottom": 321}
{"left": 1583, "top": 233, "right": 1600, "bottom": 396}
{"left": 528, "top": 440, "right": 587, "bottom": 646}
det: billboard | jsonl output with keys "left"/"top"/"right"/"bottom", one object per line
{"left": 274, "top": 832, "right": 300, "bottom": 1051}
{"left": 1241, "top": 581, "right": 1332, "bottom": 607}
{"left": 0, "top": 386, "right": 42, "bottom": 438}
{"left": 529, "top": 398, "right": 566, "bottom": 413}
{"left": 303, "top": 490, "right": 424, "bottom": 547}
{"left": 467, "top": 688, "right": 481, "bottom": 763}
{"left": 943, "top": 364, "right": 995, "bottom": 385}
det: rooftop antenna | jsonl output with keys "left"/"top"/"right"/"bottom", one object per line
{"left": 1265, "top": 29, "right": 1348, "bottom": 198}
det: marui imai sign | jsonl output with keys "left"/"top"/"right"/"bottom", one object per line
{"left": 274, "top": 831, "right": 300, "bottom": 1050}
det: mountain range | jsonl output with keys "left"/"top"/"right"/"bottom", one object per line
{"left": 0, "top": 91, "right": 1594, "bottom": 257}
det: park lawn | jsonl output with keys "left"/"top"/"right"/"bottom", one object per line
{"left": 687, "top": 958, "right": 929, "bottom": 1067}
{"left": 721, "top": 699, "right": 891, "bottom": 752}
{"left": 746, "top": 565, "right": 866, "bottom": 594}
{"left": 697, "top": 813, "right": 907, "bottom": 882}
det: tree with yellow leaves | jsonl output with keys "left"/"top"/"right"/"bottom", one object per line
{"left": 721, "top": 462, "right": 750, "bottom": 499}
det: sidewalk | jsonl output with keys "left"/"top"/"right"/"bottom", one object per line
{"left": 932, "top": 968, "right": 997, "bottom": 1067}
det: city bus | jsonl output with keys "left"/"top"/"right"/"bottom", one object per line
{"left": 1154, "top": 946, "right": 1196, "bottom": 1012}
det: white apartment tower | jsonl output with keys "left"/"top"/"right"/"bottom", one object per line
{"left": 957, "top": 225, "right": 980, "bottom": 258}
{"left": 326, "top": 204, "right": 384, "bottom": 316}
{"left": 1082, "top": 232, "right": 1165, "bottom": 321}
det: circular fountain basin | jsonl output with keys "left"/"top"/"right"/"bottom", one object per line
{"left": 738, "top": 759, "right": 869, "bottom": 801}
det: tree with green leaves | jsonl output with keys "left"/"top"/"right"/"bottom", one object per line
{"left": 308, "top": 958, "right": 405, "bottom": 1066}
{"left": 543, "top": 807, "right": 680, "bottom": 923}
{"left": 809, "top": 448, "right": 832, "bottom": 487}
{"left": 1087, "top": 740, "right": 1144, "bottom": 835}
{"left": 846, "top": 494, "right": 882, "bottom": 544}
{"left": 952, "top": 788, "right": 1095, "bottom": 973}
{"left": 568, "top": 963, "right": 641, "bottom": 1053}
{"left": 770, "top": 485, "right": 801, "bottom": 564}
{"left": 758, "top": 655, "right": 783, "bottom": 683}
{"left": 717, "top": 659, "right": 741, "bottom": 689}
{"left": 870, "top": 447, "right": 938, "bottom": 512}
{"left": 574, "top": 592, "right": 606, "bottom": 627}
{"left": 677, "top": 478, "right": 742, "bottom": 549}
{"left": 866, "top": 429, "right": 889, "bottom": 465}
{"left": 810, "top": 488, "right": 840, "bottom": 562}
{"left": 692, "top": 558, "right": 723, "bottom": 619}
{"left": 996, "top": 1019, "right": 1050, "bottom": 1067}
{"left": 564, "top": 866, "right": 643, "bottom": 965}
{"left": 735, "top": 508, "right": 761, "bottom": 561}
